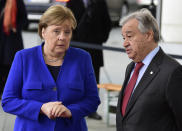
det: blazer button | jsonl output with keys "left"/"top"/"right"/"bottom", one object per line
{"left": 53, "top": 87, "right": 57, "bottom": 91}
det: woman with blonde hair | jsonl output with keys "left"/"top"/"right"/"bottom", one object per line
{"left": 2, "top": 5, "right": 100, "bottom": 131}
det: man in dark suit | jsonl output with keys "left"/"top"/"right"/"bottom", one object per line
{"left": 116, "top": 8, "right": 182, "bottom": 131}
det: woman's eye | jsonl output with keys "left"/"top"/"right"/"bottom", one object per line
{"left": 64, "top": 30, "right": 71, "bottom": 34}
{"left": 54, "top": 30, "right": 60, "bottom": 34}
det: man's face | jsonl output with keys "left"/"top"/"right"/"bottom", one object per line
{"left": 121, "top": 18, "right": 150, "bottom": 62}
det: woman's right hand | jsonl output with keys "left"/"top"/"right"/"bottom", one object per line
{"left": 40, "top": 101, "right": 62, "bottom": 119}
{"left": 51, "top": 103, "right": 72, "bottom": 118}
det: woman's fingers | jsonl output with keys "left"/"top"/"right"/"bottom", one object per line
{"left": 52, "top": 104, "right": 61, "bottom": 117}
{"left": 41, "top": 101, "right": 62, "bottom": 119}
{"left": 51, "top": 104, "right": 72, "bottom": 118}
{"left": 40, "top": 101, "right": 72, "bottom": 119}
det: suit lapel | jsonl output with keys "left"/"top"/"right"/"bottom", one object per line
{"left": 124, "top": 48, "right": 164, "bottom": 117}
{"left": 125, "top": 63, "right": 160, "bottom": 116}
{"left": 123, "top": 62, "right": 135, "bottom": 90}
{"left": 117, "top": 62, "right": 135, "bottom": 118}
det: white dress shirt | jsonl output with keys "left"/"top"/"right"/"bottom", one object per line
{"left": 131, "top": 46, "right": 160, "bottom": 93}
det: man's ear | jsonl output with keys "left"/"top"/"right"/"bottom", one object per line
{"left": 145, "top": 29, "right": 154, "bottom": 41}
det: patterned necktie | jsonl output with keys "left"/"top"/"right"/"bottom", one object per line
{"left": 122, "top": 62, "right": 144, "bottom": 116}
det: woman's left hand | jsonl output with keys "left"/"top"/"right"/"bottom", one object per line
{"left": 51, "top": 103, "right": 72, "bottom": 118}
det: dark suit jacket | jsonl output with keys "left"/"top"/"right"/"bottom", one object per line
{"left": 67, "top": 0, "right": 111, "bottom": 70}
{"left": 116, "top": 48, "right": 182, "bottom": 131}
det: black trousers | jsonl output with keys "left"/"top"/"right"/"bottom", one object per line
{"left": 0, "top": 65, "right": 10, "bottom": 96}
{"left": 94, "top": 67, "right": 100, "bottom": 84}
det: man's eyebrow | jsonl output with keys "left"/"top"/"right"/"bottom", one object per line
{"left": 125, "top": 31, "right": 133, "bottom": 34}
{"left": 122, "top": 31, "right": 133, "bottom": 36}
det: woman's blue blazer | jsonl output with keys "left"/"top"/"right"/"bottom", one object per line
{"left": 1, "top": 44, "right": 100, "bottom": 131}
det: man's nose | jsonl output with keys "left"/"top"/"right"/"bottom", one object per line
{"left": 123, "top": 39, "right": 129, "bottom": 47}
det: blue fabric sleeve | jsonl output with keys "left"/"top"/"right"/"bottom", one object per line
{"left": 1, "top": 51, "right": 43, "bottom": 121}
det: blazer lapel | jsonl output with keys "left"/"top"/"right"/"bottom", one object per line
{"left": 37, "top": 43, "right": 56, "bottom": 87}
{"left": 124, "top": 49, "right": 164, "bottom": 116}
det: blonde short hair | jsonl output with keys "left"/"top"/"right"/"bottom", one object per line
{"left": 38, "top": 5, "right": 77, "bottom": 39}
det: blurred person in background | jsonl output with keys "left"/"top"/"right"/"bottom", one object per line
{"left": 0, "top": 0, "right": 28, "bottom": 96}
{"left": 116, "top": 8, "right": 182, "bottom": 131}
{"left": 67, "top": 0, "right": 111, "bottom": 120}
{"left": 1, "top": 5, "right": 100, "bottom": 131}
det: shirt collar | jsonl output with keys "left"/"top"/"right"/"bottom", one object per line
{"left": 142, "top": 46, "right": 160, "bottom": 66}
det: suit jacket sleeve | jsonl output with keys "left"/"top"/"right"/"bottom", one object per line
{"left": 1, "top": 51, "right": 43, "bottom": 121}
{"left": 166, "top": 65, "right": 182, "bottom": 130}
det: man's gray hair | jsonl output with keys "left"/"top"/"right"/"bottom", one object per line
{"left": 120, "top": 8, "right": 160, "bottom": 43}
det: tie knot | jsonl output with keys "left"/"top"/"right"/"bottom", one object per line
{"left": 135, "top": 62, "right": 144, "bottom": 72}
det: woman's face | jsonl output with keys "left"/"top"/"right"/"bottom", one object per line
{"left": 42, "top": 20, "right": 72, "bottom": 56}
